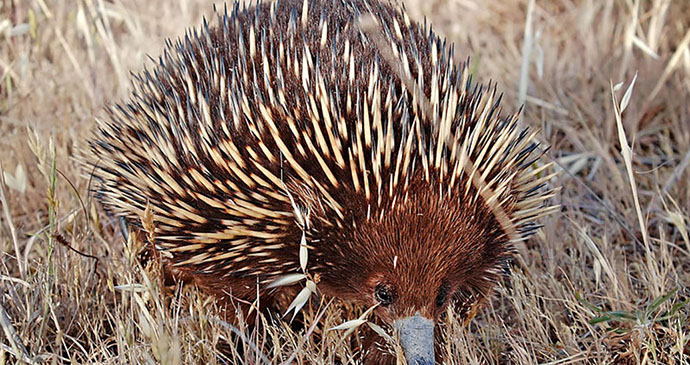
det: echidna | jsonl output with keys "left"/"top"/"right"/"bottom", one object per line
{"left": 87, "top": 0, "right": 558, "bottom": 363}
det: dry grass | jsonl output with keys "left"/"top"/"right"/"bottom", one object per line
{"left": 1, "top": 0, "right": 689, "bottom": 363}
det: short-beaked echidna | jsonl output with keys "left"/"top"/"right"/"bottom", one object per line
{"left": 88, "top": 0, "right": 558, "bottom": 363}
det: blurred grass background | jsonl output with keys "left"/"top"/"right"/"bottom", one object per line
{"left": 1, "top": 0, "right": 689, "bottom": 363}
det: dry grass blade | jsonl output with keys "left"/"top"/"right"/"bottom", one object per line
{"left": 610, "top": 73, "right": 659, "bottom": 291}
{"left": 0, "top": 302, "right": 33, "bottom": 364}
{"left": 281, "top": 298, "right": 334, "bottom": 365}
{"left": 646, "top": 27, "right": 690, "bottom": 104}
{"left": 206, "top": 316, "right": 272, "bottom": 365}
{"left": 576, "top": 222, "right": 619, "bottom": 296}
{"left": 0, "top": 165, "right": 24, "bottom": 278}
{"left": 662, "top": 147, "right": 690, "bottom": 194}
{"left": 517, "top": 0, "right": 536, "bottom": 106}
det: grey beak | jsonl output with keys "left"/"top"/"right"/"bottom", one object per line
{"left": 393, "top": 312, "right": 435, "bottom": 365}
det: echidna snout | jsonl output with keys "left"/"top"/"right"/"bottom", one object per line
{"left": 87, "top": 0, "right": 558, "bottom": 362}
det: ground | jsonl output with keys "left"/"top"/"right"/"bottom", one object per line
{"left": 0, "top": 0, "right": 689, "bottom": 363}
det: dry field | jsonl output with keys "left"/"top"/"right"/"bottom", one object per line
{"left": 1, "top": 0, "right": 689, "bottom": 363}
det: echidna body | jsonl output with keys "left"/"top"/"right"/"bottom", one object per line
{"left": 88, "top": 0, "right": 557, "bottom": 363}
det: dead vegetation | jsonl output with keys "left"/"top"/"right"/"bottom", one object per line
{"left": 1, "top": 0, "right": 689, "bottom": 363}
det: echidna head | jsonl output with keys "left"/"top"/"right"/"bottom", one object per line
{"left": 305, "top": 173, "right": 509, "bottom": 363}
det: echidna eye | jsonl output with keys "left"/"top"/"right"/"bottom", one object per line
{"left": 374, "top": 284, "right": 394, "bottom": 306}
{"left": 435, "top": 283, "right": 450, "bottom": 307}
